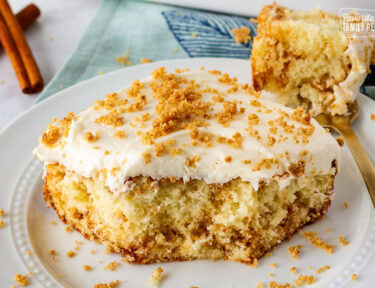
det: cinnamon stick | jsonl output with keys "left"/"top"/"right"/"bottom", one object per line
{"left": 17, "top": 4, "right": 41, "bottom": 31}
{"left": 0, "top": 4, "right": 40, "bottom": 51}
{"left": 0, "top": 0, "right": 43, "bottom": 93}
{"left": 0, "top": 14, "right": 30, "bottom": 91}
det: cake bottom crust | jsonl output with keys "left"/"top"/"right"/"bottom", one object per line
{"left": 43, "top": 163, "right": 334, "bottom": 264}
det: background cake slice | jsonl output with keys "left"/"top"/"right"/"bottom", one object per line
{"left": 35, "top": 69, "right": 340, "bottom": 264}
{"left": 251, "top": 3, "right": 373, "bottom": 116}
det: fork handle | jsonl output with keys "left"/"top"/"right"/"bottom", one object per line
{"left": 340, "top": 125, "right": 375, "bottom": 208}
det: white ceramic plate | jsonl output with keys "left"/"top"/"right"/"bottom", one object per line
{"left": 1, "top": 58, "right": 375, "bottom": 288}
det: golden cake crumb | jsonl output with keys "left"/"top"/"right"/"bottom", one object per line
{"left": 84, "top": 131, "right": 100, "bottom": 143}
{"left": 141, "top": 58, "right": 152, "bottom": 63}
{"left": 66, "top": 250, "right": 75, "bottom": 258}
{"left": 51, "top": 221, "right": 57, "bottom": 225}
{"left": 49, "top": 249, "right": 56, "bottom": 255}
{"left": 104, "top": 261, "right": 119, "bottom": 271}
{"left": 95, "top": 113, "right": 124, "bottom": 127}
{"left": 94, "top": 280, "right": 120, "bottom": 288}
{"left": 142, "top": 152, "right": 152, "bottom": 164}
{"left": 113, "top": 130, "right": 126, "bottom": 139}
{"left": 148, "top": 267, "right": 163, "bottom": 287}
{"left": 65, "top": 225, "right": 72, "bottom": 232}
{"left": 11, "top": 285, "right": 15, "bottom": 288}
{"left": 269, "top": 273, "right": 275, "bottom": 277}
{"left": 316, "top": 265, "right": 330, "bottom": 274}
{"left": 269, "top": 281, "right": 293, "bottom": 288}
{"left": 290, "top": 267, "right": 297, "bottom": 274}
{"left": 288, "top": 245, "right": 303, "bottom": 259}
{"left": 82, "top": 265, "right": 91, "bottom": 271}
{"left": 75, "top": 240, "right": 83, "bottom": 245}
{"left": 256, "top": 282, "right": 264, "bottom": 288}
{"left": 269, "top": 263, "right": 277, "bottom": 268}
{"left": 0, "top": 220, "right": 5, "bottom": 228}
{"left": 14, "top": 274, "right": 29, "bottom": 287}
{"left": 224, "top": 155, "right": 232, "bottom": 162}
{"left": 352, "top": 274, "right": 358, "bottom": 280}
{"left": 74, "top": 246, "right": 80, "bottom": 251}
{"left": 192, "top": 33, "right": 198, "bottom": 38}
{"left": 336, "top": 137, "right": 345, "bottom": 147}
{"left": 338, "top": 235, "right": 350, "bottom": 246}
{"left": 250, "top": 18, "right": 258, "bottom": 23}
{"left": 344, "top": 202, "right": 349, "bottom": 208}
{"left": 26, "top": 250, "right": 32, "bottom": 255}
{"left": 326, "top": 228, "right": 332, "bottom": 233}
{"left": 293, "top": 274, "right": 317, "bottom": 286}
{"left": 98, "top": 70, "right": 104, "bottom": 75}
{"left": 0, "top": 208, "right": 4, "bottom": 217}
{"left": 371, "top": 113, "right": 375, "bottom": 120}
{"left": 116, "top": 51, "right": 132, "bottom": 66}
{"left": 302, "top": 231, "right": 334, "bottom": 254}
{"left": 232, "top": 26, "right": 251, "bottom": 44}
{"left": 91, "top": 249, "right": 96, "bottom": 254}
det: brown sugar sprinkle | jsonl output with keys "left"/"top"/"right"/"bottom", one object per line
{"left": 41, "top": 125, "right": 61, "bottom": 147}
{"left": 352, "top": 274, "right": 358, "bottom": 280}
{"left": 95, "top": 112, "right": 124, "bottom": 127}
{"left": 116, "top": 51, "right": 132, "bottom": 66}
{"left": 104, "top": 261, "right": 119, "bottom": 271}
{"left": 338, "top": 235, "right": 350, "bottom": 246}
{"left": 288, "top": 245, "right": 303, "bottom": 259}
{"left": 154, "top": 143, "right": 165, "bottom": 157}
{"left": 14, "top": 274, "right": 29, "bottom": 287}
{"left": 113, "top": 130, "right": 126, "bottom": 139}
{"left": 141, "top": 57, "right": 152, "bottom": 63}
{"left": 293, "top": 275, "right": 317, "bottom": 286}
{"left": 231, "top": 26, "right": 251, "bottom": 44}
{"left": 248, "top": 113, "right": 260, "bottom": 126}
{"left": 142, "top": 152, "right": 152, "bottom": 163}
{"left": 336, "top": 137, "right": 345, "bottom": 147}
{"left": 269, "top": 281, "right": 293, "bottom": 288}
{"left": 301, "top": 231, "right": 335, "bottom": 254}
{"left": 49, "top": 249, "right": 56, "bottom": 255}
{"left": 66, "top": 250, "right": 75, "bottom": 258}
{"left": 83, "top": 131, "right": 100, "bottom": 143}
{"left": 216, "top": 101, "right": 238, "bottom": 125}
{"left": 94, "top": 280, "right": 120, "bottom": 288}
{"left": 186, "top": 155, "right": 201, "bottom": 168}
{"left": 316, "top": 265, "right": 330, "bottom": 274}
{"left": 290, "top": 267, "right": 297, "bottom": 274}
{"left": 224, "top": 155, "right": 232, "bottom": 163}
{"left": 148, "top": 267, "right": 164, "bottom": 287}
{"left": 82, "top": 265, "right": 91, "bottom": 271}
{"left": 344, "top": 202, "right": 349, "bottom": 208}
{"left": 371, "top": 113, "right": 375, "bottom": 120}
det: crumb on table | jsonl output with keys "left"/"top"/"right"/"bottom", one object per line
{"left": 14, "top": 273, "right": 30, "bottom": 287}
{"left": 290, "top": 267, "right": 297, "bottom": 274}
{"left": 352, "top": 274, "right": 358, "bottom": 280}
{"left": 82, "top": 265, "right": 91, "bottom": 271}
{"left": 0, "top": 208, "right": 4, "bottom": 217}
{"left": 141, "top": 58, "right": 152, "bottom": 64}
{"left": 104, "top": 261, "right": 119, "bottom": 271}
{"left": 94, "top": 280, "right": 120, "bottom": 288}
{"left": 316, "top": 265, "right": 330, "bottom": 274}
{"left": 344, "top": 202, "right": 349, "bottom": 208}
{"left": 0, "top": 220, "right": 4, "bottom": 228}
{"left": 301, "top": 231, "right": 334, "bottom": 254}
{"left": 232, "top": 26, "right": 251, "bottom": 44}
{"left": 338, "top": 235, "right": 350, "bottom": 246}
{"left": 66, "top": 250, "right": 75, "bottom": 258}
{"left": 293, "top": 274, "right": 317, "bottom": 286}
{"left": 288, "top": 245, "right": 303, "bottom": 259}
{"left": 148, "top": 267, "right": 163, "bottom": 287}
{"left": 371, "top": 113, "right": 375, "bottom": 121}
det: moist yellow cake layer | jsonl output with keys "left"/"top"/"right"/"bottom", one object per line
{"left": 44, "top": 163, "right": 334, "bottom": 264}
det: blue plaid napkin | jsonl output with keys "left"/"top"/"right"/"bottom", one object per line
{"left": 36, "top": 0, "right": 374, "bottom": 103}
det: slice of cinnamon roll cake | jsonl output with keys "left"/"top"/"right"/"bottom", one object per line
{"left": 34, "top": 68, "right": 340, "bottom": 264}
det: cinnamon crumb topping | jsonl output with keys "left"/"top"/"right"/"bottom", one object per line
{"left": 338, "top": 235, "right": 349, "bottom": 246}
{"left": 231, "top": 26, "right": 251, "bottom": 44}
{"left": 104, "top": 261, "right": 119, "bottom": 271}
{"left": 186, "top": 155, "right": 201, "bottom": 168}
{"left": 41, "top": 125, "right": 61, "bottom": 147}
{"left": 293, "top": 275, "right": 317, "bottom": 286}
{"left": 301, "top": 231, "right": 334, "bottom": 254}
{"left": 14, "top": 274, "right": 29, "bottom": 287}
{"left": 83, "top": 131, "right": 100, "bottom": 143}
{"left": 154, "top": 143, "right": 165, "bottom": 157}
{"left": 95, "top": 112, "right": 124, "bottom": 127}
{"left": 288, "top": 245, "right": 303, "bottom": 259}
{"left": 142, "top": 152, "right": 152, "bottom": 163}
{"left": 316, "top": 265, "right": 330, "bottom": 274}
{"left": 148, "top": 267, "right": 163, "bottom": 287}
{"left": 94, "top": 280, "right": 120, "bottom": 288}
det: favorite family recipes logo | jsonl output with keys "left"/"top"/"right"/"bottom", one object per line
{"left": 340, "top": 8, "right": 375, "bottom": 37}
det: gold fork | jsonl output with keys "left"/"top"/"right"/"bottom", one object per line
{"left": 315, "top": 101, "right": 375, "bottom": 207}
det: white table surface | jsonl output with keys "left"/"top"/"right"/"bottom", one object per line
{"left": 0, "top": 0, "right": 101, "bottom": 130}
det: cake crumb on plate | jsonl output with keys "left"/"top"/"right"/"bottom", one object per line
{"left": 148, "top": 267, "right": 163, "bottom": 287}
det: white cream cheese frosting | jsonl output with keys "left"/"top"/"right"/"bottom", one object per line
{"left": 332, "top": 37, "right": 374, "bottom": 115}
{"left": 34, "top": 69, "right": 340, "bottom": 196}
